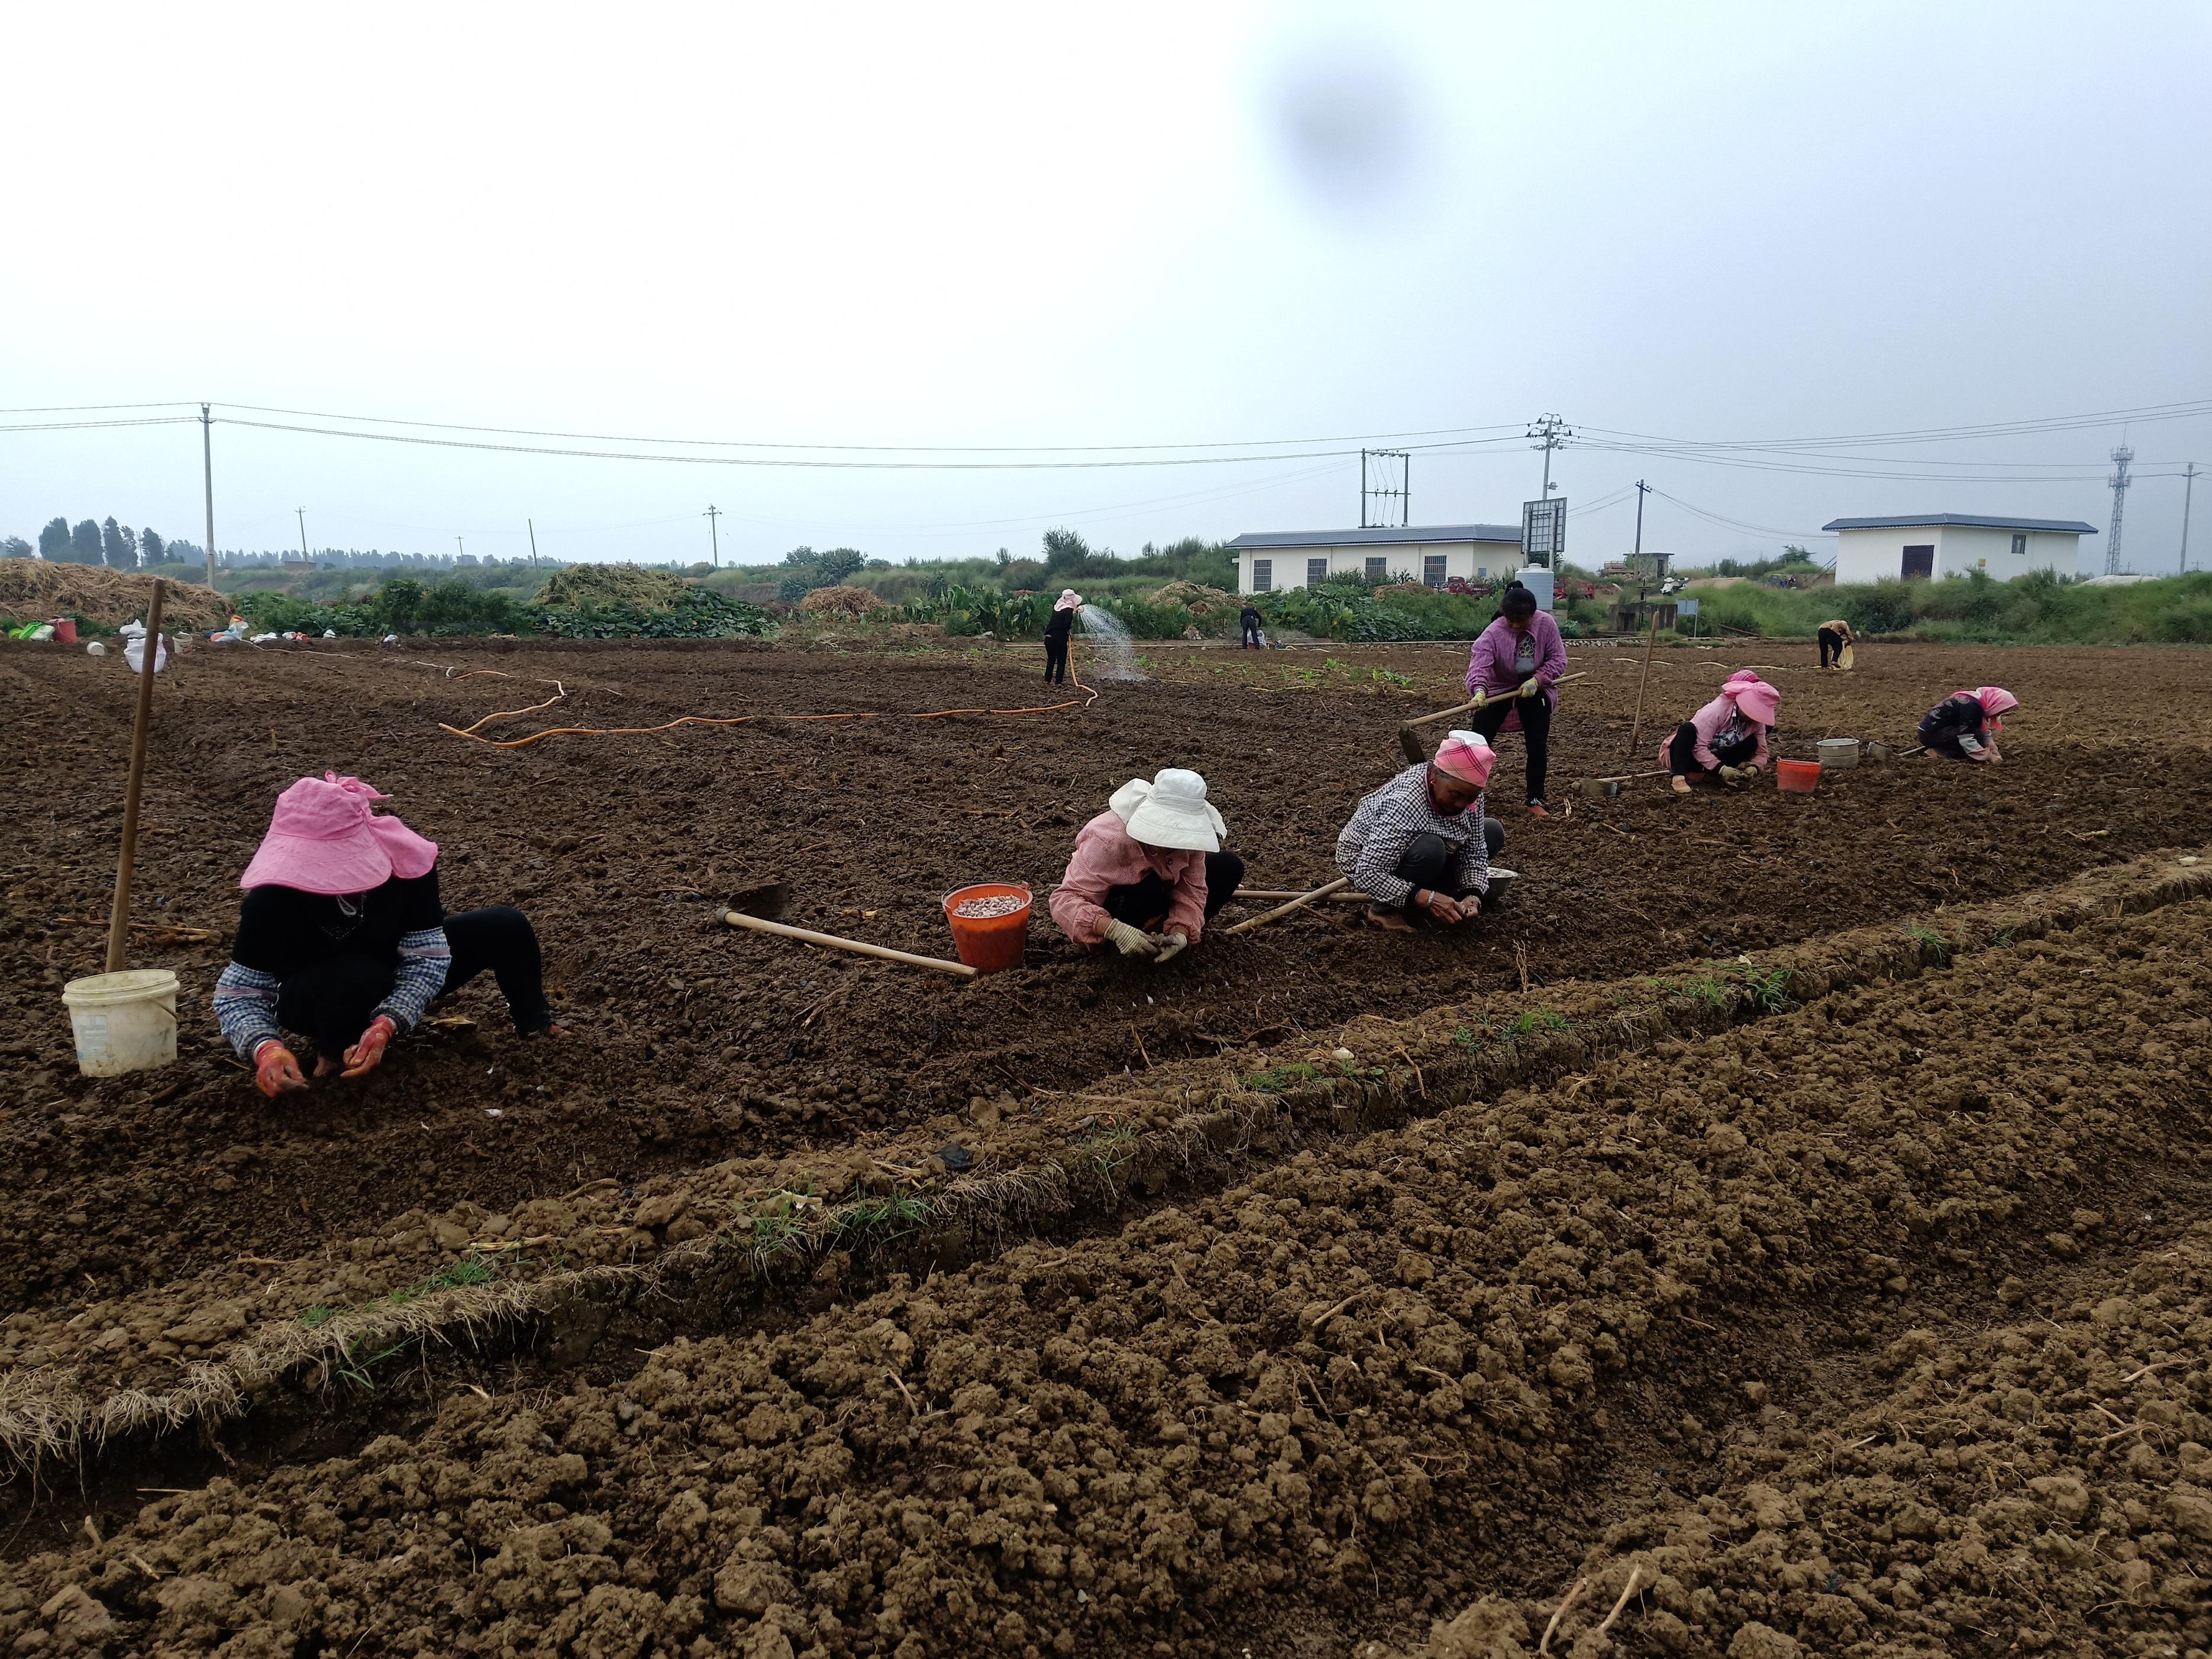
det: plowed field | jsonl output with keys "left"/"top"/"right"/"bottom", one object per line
{"left": 2, "top": 633, "right": 2209, "bottom": 1658}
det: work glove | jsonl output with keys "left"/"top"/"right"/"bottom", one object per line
{"left": 1103, "top": 919, "right": 1159, "bottom": 958}
{"left": 1717, "top": 764, "right": 1746, "bottom": 786}
{"left": 1151, "top": 932, "right": 1189, "bottom": 965}
{"left": 341, "top": 1014, "right": 399, "bottom": 1079}
{"left": 254, "top": 1041, "right": 308, "bottom": 1098}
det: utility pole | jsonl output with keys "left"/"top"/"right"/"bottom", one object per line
{"left": 1528, "top": 413, "right": 1574, "bottom": 496}
{"left": 296, "top": 508, "right": 309, "bottom": 564}
{"left": 2107, "top": 444, "right": 2134, "bottom": 574}
{"left": 704, "top": 505, "right": 722, "bottom": 569}
{"left": 200, "top": 404, "right": 217, "bottom": 592}
{"left": 1632, "top": 479, "right": 1651, "bottom": 590}
{"left": 2182, "top": 463, "right": 2199, "bottom": 574}
{"left": 528, "top": 518, "right": 540, "bottom": 568}
{"left": 456, "top": 535, "right": 465, "bottom": 563}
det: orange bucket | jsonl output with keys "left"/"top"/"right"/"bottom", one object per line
{"left": 1776, "top": 759, "right": 1822, "bottom": 795}
{"left": 942, "top": 882, "right": 1032, "bottom": 973}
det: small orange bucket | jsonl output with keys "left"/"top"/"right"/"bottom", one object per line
{"left": 1776, "top": 759, "right": 1822, "bottom": 795}
{"left": 942, "top": 882, "right": 1032, "bottom": 973}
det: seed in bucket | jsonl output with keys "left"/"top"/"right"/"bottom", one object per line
{"left": 953, "top": 893, "right": 1027, "bottom": 919}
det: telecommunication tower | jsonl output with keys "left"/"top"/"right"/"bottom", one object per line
{"left": 2107, "top": 445, "right": 2134, "bottom": 574}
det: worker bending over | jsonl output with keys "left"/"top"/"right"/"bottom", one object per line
{"left": 1667, "top": 673, "right": 1780, "bottom": 794}
{"left": 1048, "top": 768, "right": 1244, "bottom": 963}
{"left": 1919, "top": 686, "right": 2017, "bottom": 763}
{"left": 1465, "top": 580, "right": 1567, "bottom": 817}
{"left": 1337, "top": 731, "right": 1504, "bottom": 932}
{"left": 214, "top": 773, "right": 561, "bottom": 1098}
{"left": 1817, "top": 618, "right": 1855, "bottom": 670}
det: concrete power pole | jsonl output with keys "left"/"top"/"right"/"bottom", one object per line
{"left": 704, "top": 505, "right": 722, "bottom": 569}
{"left": 296, "top": 508, "right": 309, "bottom": 564}
{"left": 2106, "top": 445, "right": 2134, "bottom": 574}
{"left": 1528, "top": 413, "right": 1574, "bottom": 496}
{"left": 201, "top": 404, "right": 218, "bottom": 592}
{"left": 2182, "top": 463, "right": 2199, "bottom": 575}
{"left": 528, "top": 518, "right": 540, "bottom": 568}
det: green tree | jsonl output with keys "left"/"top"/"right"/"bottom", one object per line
{"left": 817, "top": 547, "right": 866, "bottom": 584}
{"left": 101, "top": 517, "right": 131, "bottom": 566}
{"left": 0, "top": 536, "right": 32, "bottom": 559}
{"left": 39, "top": 518, "right": 69, "bottom": 559}
{"left": 1041, "top": 527, "right": 1092, "bottom": 576}
{"left": 69, "top": 519, "right": 103, "bottom": 563}
{"left": 138, "top": 527, "right": 166, "bottom": 563}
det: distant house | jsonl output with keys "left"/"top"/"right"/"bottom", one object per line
{"left": 1229, "top": 524, "right": 1522, "bottom": 595}
{"left": 1822, "top": 514, "right": 2097, "bottom": 583}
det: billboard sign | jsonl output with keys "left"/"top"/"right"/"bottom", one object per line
{"left": 1522, "top": 497, "right": 1565, "bottom": 566}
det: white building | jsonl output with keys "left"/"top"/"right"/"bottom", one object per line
{"left": 1822, "top": 514, "right": 2098, "bottom": 584}
{"left": 1229, "top": 524, "right": 1523, "bottom": 595}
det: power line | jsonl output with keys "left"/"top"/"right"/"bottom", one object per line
{"left": 1650, "top": 489, "right": 1836, "bottom": 543}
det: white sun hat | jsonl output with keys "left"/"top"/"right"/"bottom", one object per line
{"left": 1110, "top": 768, "right": 1223, "bottom": 852}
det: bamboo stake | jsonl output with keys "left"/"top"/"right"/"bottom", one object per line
{"left": 1223, "top": 876, "right": 1351, "bottom": 935}
{"left": 1625, "top": 608, "right": 1662, "bottom": 757}
{"left": 1227, "top": 889, "right": 1375, "bottom": 903}
{"left": 722, "top": 909, "right": 979, "bottom": 978}
{"left": 1402, "top": 671, "right": 1588, "bottom": 733}
{"left": 105, "top": 580, "right": 165, "bottom": 974}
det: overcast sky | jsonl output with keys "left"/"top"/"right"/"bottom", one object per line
{"left": 6, "top": 2, "right": 2209, "bottom": 574}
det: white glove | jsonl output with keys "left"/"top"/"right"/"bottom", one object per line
{"left": 1717, "top": 764, "right": 1746, "bottom": 786}
{"left": 1103, "top": 919, "right": 1158, "bottom": 957}
{"left": 1151, "top": 932, "right": 1189, "bottom": 964}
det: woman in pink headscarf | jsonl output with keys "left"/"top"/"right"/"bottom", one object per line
{"left": 1043, "top": 590, "right": 1081, "bottom": 686}
{"left": 1665, "top": 676, "right": 1781, "bottom": 794}
{"left": 1335, "top": 732, "right": 1506, "bottom": 931}
{"left": 212, "top": 773, "right": 560, "bottom": 1098}
{"left": 1919, "top": 686, "right": 2017, "bottom": 763}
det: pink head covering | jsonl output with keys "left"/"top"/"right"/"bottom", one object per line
{"left": 1732, "top": 681, "right": 1781, "bottom": 727}
{"left": 325, "top": 772, "right": 439, "bottom": 878}
{"left": 1431, "top": 731, "right": 1497, "bottom": 788}
{"left": 1721, "top": 670, "right": 1765, "bottom": 693}
{"left": 1055, "top": 589, "right": 1083, "bottom": 612}
{"left": 1974, "top": 686, "right": 2019, "bottom": 721}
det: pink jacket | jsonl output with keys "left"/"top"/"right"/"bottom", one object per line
{"left": 1465, "top": 613, "right": 1569, "bottom": 734}
{"left": 1048, "top": 809, "right": 1210, "bottom": 945}
{"left": 1661, "top": 692, "right": 1772, "bottom": 772}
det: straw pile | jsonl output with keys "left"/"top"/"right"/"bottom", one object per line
{"left": 0, "top": 562, "right": 230, "bottom": 630}
{"left": 797, "top": 585, "right": 885, "bottom": 617}
{"left": 531, "top": 563, "right": 691, "bottom": 611}
{"left": 1147, "top": 579, "right": 1239, "bottom": 619}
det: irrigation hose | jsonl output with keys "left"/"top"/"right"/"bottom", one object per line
{"left": 441, "top": 683, "right": 1099, "bottom": 749}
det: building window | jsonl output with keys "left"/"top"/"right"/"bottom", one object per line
{"left": 1901, "top": 545, "right": 1935, "bottom": 580}
{"left": 1423, "top": 554, "right": 1446, "bottom": 589}
{"left": 1307, "top": 557, "right": 1328, "bottom": 588}
{"left": 1251, "top": 559, "right": 1271, "bottom": 593}
{"left": 1365, "top": 556, "right": 1388, "bottom": 582}
{"left": 2010, "top": 533, "right": 2027, "bottom": 557}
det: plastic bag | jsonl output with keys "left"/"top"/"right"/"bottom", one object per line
{"left": 121, "top": 622, "right": 169, "bottom": 674}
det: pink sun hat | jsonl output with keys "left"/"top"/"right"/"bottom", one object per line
{"left": 1732, "top": 681, "right": 1781, "bottom": 726}
{"left": 239, "top": 776, "right": 393, "bottom": 894}
{"left": 324, "top": 772, "right": 440, "bottom": 879}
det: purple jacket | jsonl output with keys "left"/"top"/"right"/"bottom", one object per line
{"left": 1465, "top": 612, "right": 1569, "bottom": 721}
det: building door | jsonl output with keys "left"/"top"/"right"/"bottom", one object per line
{"left": 1901, "top": 545, "right": 1935, "bottom": 580}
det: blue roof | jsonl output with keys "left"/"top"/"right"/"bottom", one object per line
{"left": 1820, "top": 514, "right": 2098, "bottom": 535}
{"left": 1229, "top": 524, "right": 1522, "bottom": 551}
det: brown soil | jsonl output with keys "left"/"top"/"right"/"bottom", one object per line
{"left": 2, "top": 634, "right": 2210, "bottom": 1657}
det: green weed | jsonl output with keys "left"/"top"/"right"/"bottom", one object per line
{"left": 298, "top": 1304, "right": 340, "bottom": 1330}
{"left": 1368, "top": 667, "right": 1413, "bottom": 688}
{"left": 1074, "top": 1125, "right": 1139, "bottom": 1176}
{"left": 330, "top": 1340, "right": 408, "bottom": 1392}
{"left": 1244, "top": 1062, "right": 1320, "bottom": 1093}
{"left": 832, "top": 1194, "right": 933, "bottom": 1245}
{"left": 1904, "top": 924, "right": 1953, "bottom": 962}
{"left": 1509, "top": 1009, "right": 1572, "bottom": 1037}
{"left": 1730, "top": 966, "right": 1798, "bottom": 1015}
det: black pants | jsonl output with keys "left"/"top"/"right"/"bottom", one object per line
{"left": 1468, "top": 692, "right": 1551, "bottom": 805}
{"left": 273, "top": 906, "right": 553, "bottom": 1057}
{"left": 1241, "top": 618, "right": 1261, "bottom": 648}
{"left": 1386, "top": 825, "right": 1507, "bottom": 918}
{"left": 1818, "top": 627, "right": 1847, "bottom": 669}
{"left": 1044, "top": 637, "right": 1069, "bottom": 684}
{"left": 1667, "top": 722, "right": 1760, "bottom": 779}
{"left": 1103, "top": 851, "right": 1245, "bottom": 934}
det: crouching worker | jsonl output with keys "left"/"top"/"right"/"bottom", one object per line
{"left": 1666, "top": 673, "right": 1780, "bottom": 794}
{"left": 1919, "top": 685, "right": 2017, "bottom": 762}
{"left": 214, "top": 773, "right": 561, "bottom": 1097}
{"left": 1336, "top": 732, "right": 1504, "bottom": 932}
{"left": 1048, "top": 768, "right": 1244, "bottom": 963}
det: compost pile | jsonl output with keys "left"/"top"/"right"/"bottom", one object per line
{"left": 1147, "top": 579, "right": 1239, "bottom": 620}
{"left": 530, "top": 563, "right": 692, "bottom": 611}
{"left": 799, "top": 586, "right": 886, "bottom": 617}
{"left": 0, "top": 563, "right": 228, "bottom": 630}
{"left": 4, "top": 639, "right": 2212, "bottom": 1658}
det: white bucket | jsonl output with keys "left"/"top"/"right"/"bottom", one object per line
{"left": 1817, "top": 737, "right": 1860, "bottom": 770}
{"left": 61, "top": 969, "right": 180, "bottom": 1077}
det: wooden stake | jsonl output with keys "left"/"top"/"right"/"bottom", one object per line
{"left": 105, "top": 579, "right": 165, "bottom": 974}
{"left": 1224, "top": 875, "right": 1351, "bottom": 935}
{"left": 1625, "top": 608, "right": 1662, "bottom": 757}
{"left": 722, "top": 908, "right": 979, "bottom": 978}
{"left": 1226, "top": 889, "right": 1374, "bottom": 904}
